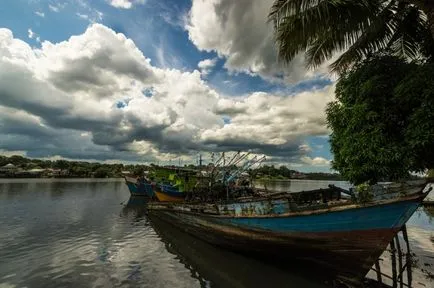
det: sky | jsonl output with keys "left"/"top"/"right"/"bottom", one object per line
{"left": 0, "top": 0, "right": 335, "bottom": 172}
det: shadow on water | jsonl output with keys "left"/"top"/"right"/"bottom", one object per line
{"left": 122, "top": 197, "right": 339, "bottom": 288}
{"left": 121, "top": 196, "right": 149, "bottom": 220}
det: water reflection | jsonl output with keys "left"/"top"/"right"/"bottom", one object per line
{"left": 126, "top": 203, "right": 330, "bottom": 288}
{"left": 423, "top": 205, "right": 434, "bottom": 220}
{"left": 0, "top": 179, "right": 432, "bottom": 288}
{"left": 123, "top": 193, "right": 433, "bottom": 288}
{"left": 121, "top": 197, "right": 148, "bottom": 220}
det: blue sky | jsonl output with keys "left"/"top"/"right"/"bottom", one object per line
{"left": 0, "top": 0, "right": 335, "bottom": 172}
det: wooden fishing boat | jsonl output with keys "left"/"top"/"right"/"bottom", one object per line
{"left": 154, "top": 183, "right": 185, "bottom": 202}
{"left": 124, "top": 176, "right": 155, "bottom": 198}
{"left": 149, "top": 167, "right": 199, "bottom": 202}
{"left": 147, "top": 182, "right": 432, "bottom": 285}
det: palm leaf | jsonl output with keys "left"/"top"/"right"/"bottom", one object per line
{"left": 388, "top": 5, "right": 428, "bottom": 60}
{"left": 269, "top": 0, "right": 432, "bottom": 72}
{"left": 270, "top": 0, "right": 384, "bottom": 67}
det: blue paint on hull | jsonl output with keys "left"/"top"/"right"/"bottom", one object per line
{"left": 217, "top": 199, "right": 420, "bottom": 233}
{"left": 158, "top": 184, "right": 184, "bottom": 198}
{"left": 125, "top": 179, "right": 154, "bottom": 197}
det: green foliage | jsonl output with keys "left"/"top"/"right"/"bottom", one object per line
{"left": 255, "top": 165, "right": 294, "bottom": 178}
{"left": 0, "top": 155, "right": 133, "bottom": 178}
{"left": 133, "top": 166, "right": 144, "bottom": 177}
{"left": 252, "top": 165, "right": 342, "bottom": 180}
{"left": 93, "top": 167, "right": 110, "bottom": 178}
{"left": 269, "top": 0, "right": 434, "bottom": 73}
{"left": 355, "top": 183, "right": 374, "bottom": 204}
{"left": 327, "top": 56, "right": 434, "bottom": 184}
{"left": 53, "top": 160, "right": 69, "bottom": 170}
{"left": 428, "top": 169, "right": 434, "bottom": 178}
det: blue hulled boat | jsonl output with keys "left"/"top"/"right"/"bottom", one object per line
{"left": 147, "top": 181, "right": 432, "bottom": 284}
{"left": 124, "top": 176, "right": 155, "bottom": 198}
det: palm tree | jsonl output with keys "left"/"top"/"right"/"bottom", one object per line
{"left": 269, "top": 0, "right": 434, "bottom": 73}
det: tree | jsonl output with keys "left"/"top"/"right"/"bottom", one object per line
{"left": 93, "top": 167, "right": 110, "bottom": 178}
{"left": 133, "top": 166, "right": 145, "bottom": 177}
{"left": 53, "top": 160, "right": 69, "bottom": 170}
{"left": 269, "top": 0, "right": 434, "bottom": 73}
{"left": 326, "top": 56, "right": 434, "bottom": 184}
{"left": 9, "top": 155, "right": 30, "bottom": 167}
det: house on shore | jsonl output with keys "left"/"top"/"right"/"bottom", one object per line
{"left": 0, "top": 163, "right": 18, "bottom": 177}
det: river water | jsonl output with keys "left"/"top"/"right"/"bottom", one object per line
{"left": 0, "top": 179, "right": 432, "bottom": 288}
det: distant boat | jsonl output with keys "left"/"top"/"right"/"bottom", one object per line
{"left": 147, "top": 182, "right": 431, "bottom": 285}
{"left": 124, "top": 176, "right": 155, "bottom": 198}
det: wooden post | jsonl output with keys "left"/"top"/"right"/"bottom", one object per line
{"left": 402, "top": 225, "right": 412, "bottom": 287}
{"left": 390, "top": 239, "right": 398, "bottom": 288}
{"left": 395, "top": 235, "right": 403, "bottom": 288}
{"left": 375, "top": 259, "right": 382, "bottom": 285}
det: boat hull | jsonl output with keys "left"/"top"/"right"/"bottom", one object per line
{"left": 154, "top": 191, "right": 185, "bottom": 202}
{"left": 154, "top": 184, "right": 185, "bottom": 202}
{"left": 124, "top": 176, "right": 154, "bottom": 198}
{"left": 148, "top": 194, "right": 425, "bottom": 283}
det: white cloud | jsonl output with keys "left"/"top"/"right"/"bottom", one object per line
{"left": 27, "top": 28, "right": 41, "bottom": 43}
{"left": 0, "top": 149, "right": 27, "bottom": 157}
{"left": 300, "top": 156, "right": 331, "bottom": 166}
{"left": 76, "top": 13, "right": 89, "bottom": 20}
{"left": 0, "top": 24, "right": 333, "bottom": 165}
{"left": 35, "top": 11, "right": 45, "bottom": 17}
{"left": 299, "top": 144, "right": 312, "bottom": 152}
{"left": 109, "top": 0, "right": 146, "bottom": 9}
{"left": 96, "top": 10, "right": 104, "bottom": 21}
{"left": 27, "top": 29, "right": 35, "bottom": 39}
{"left": 203, "top": 86, "right": 334, "bottom": 146}
{"left": 48, "top": 4, "right": 60, "bottom": 12}
{"left": 198, "top": 58, "right": 217, "bottom": 76}
{"left": 186, "top": 0, "right": 330, "bottom": 83}
{"left": 110, "top": 0, "right": 132, "bottom": 9}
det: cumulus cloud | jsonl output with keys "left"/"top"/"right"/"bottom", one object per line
{"left": 198, "top": 58, "right": 217, "bottom": 76}
{"left": 0, "top": 24, "right": 332, "bottom": 165}
{"left": 35, "top": 11, "right": 45, "bottom": 17}
{"left": 300, "top": 156, "right": 331, "bottom": 166}
{"left": 203, "top": 86, "right": 334, "bottom": 156}
{"left": 186, "top": 0, "right": 330, "bottom": 83}
{"left": 109, "top": 0, "right": 145, "bottom": 9}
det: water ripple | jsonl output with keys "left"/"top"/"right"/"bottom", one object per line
{"left": 1, "top": 180, "right": 432, "bottom": 288}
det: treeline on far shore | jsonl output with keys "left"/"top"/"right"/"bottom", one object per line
{"left": 0, "top": 155, "right": 345, "bottom": 181}
{"left": 0, "top": 155, "right": 144, "bottom": 178}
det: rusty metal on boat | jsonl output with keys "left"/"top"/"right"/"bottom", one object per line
{"left": 147, "top": 181, "right": 432, "bottom": 285}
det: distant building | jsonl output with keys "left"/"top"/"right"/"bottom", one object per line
{"left": 0, "top": 163, "right": 17, "bottom": 172}
{"left": 27, "top": 168, "right": 45, "bottom": 177}
{"left": 291, "top": 171, "right": 307, "bottom": 179}
{"left": 46, "top": 168, "right": 68, "bottom": 177}
{"left": 0, "top": 163, "right": 18, "bottom": 176}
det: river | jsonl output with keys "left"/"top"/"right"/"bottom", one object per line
{"left": 0, "top": 179, "right": 432, "bottom": 288}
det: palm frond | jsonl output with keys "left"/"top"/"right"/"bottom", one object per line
{"left": 273, "top": 0, "right": 379, "bottom": 64}
{"left": 329, "top": 1, "right": 398, "bottom": 73}
{"left": 388, "top": 6, "right": 428, "bottom": 60}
